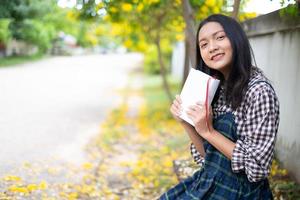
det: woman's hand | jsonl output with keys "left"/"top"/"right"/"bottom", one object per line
{"left": 186, "top": 102, "right": 214, "bottom": 138}
{"left": 170, "top": 95, "right": 184, "bottom": 123}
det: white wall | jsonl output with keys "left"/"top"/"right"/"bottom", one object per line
{"left": 171, "top": 41, "right": 185, "bottom": 78}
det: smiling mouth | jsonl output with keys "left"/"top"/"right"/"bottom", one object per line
{"left": 211, "top": 53, "right": 224, "bottom": 61}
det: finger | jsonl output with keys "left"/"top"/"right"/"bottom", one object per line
{"left": 188, "top": 105, "right": 200, "bottom": 112}
{"left": 196, "top": 101, "right": 204, "bottom": 106}
{"left": 172, "top": 99, "right": 178, "bottom": 107}
{"left": 174, "top": 99, "right": 182, "bottom": 107}
{"left": 172, "top": 101, "right": 181, "bottom": 110}
{"left": 170, "top": 106, "right": 178, "bottom": 116}
{"left": 186, "top": 110, "right": 195, "bottom": 118}
{"left": 171, "top": 106, "right": 181, "bottom": 116}
{"left": 186, "top": 111, "right": 195, "bottom": 122}
{"left": 195, "top": 104, "right": 204, "bottom": 110}
{"left": 175, "top": 95, "right": 182, "bottom": 104}
{"left": 170, "top": 106, "right": 177, "bottom": 114}
{"left": 188, "top": 105, "right": 196, "bottom": 110}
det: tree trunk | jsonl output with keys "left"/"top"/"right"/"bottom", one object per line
{"left": 182, "top": 0, "right": 196, "bottom": 86}
{"left": 155, "top": 35, "right": 173, "bottom": 103}
{"left": 231, "top": 0, "right": 241, "bottom": 20}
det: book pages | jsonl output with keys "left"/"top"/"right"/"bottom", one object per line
{"left": 179, "top": 68, "right": 220, "bottom": 126}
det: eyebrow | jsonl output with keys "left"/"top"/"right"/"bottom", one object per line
{"left": 198, "top": 30, "right": 225, "bottom": 43}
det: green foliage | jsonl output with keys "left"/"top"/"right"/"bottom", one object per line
{"left": 279, "top": 3, "right": 299, "bottom": 21}
{"left": 11, "top": 19, "right": 56, "bottom": 52}
{"left": 273, "top": 181, "right": 300, "bottom": 199}
{"left": 0, "top": 1, "right": 56, "bottom": 56}
{"left": 0, "top": 0, "right": 20, "bottom": 18}
{"left": 75, "top": 0, "right": 227, "bottom": 75}
{"left": 76, "top": 22, "right": 96, "bottom": 47}
{"left": 144, "top": 45, "right": 160, "bottom": 74}
{"left": 144, "top": 42, "right": 172, "bottom": 75}
{"left": 0, "top": 0, "right": 53, "bottom": 20}
{"left": 0, "top": 0, "right": 83, "bottom": 52}
{"left": 0, "top": 19, "right": 11, "bottom": 44}
{"left": 43, "top": 7, "right": 78, "bottom": 37}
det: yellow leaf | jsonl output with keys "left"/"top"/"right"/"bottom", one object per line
{"left": 67, "top": 192, "right": 78, "bottom": 200}
{"left": 205, "top": 0, "right": 216, "bottom": 8}
{"left": 212, "top": 7, "right": 220, "bottom": 13}
{"left": 124, "top": 39, "right": 133, "bottom": 48}
{"left": 66, "top": 10, "right": 78, "bottom": 21}
{"left": 96, "top": 2, "right": 105, "bottom": 10}
{"left": 200, "top": 5, "right": 209, "bottom": 15}
{"left": 217, "top": 0, "right": 224, "bottom": 7}
{"left": 111, "top": 24, "right": 123, "bottom": 36}
{"left": 148, "top": 0, "right": 160, "bottom": 4}
{"left": 110, "top": 7, "right": 117, "bottom": 13}
{"left": 39, "top": 180, "right": 48, "bottom": 190}
{"left": 27, "top": 184, "right": 38, "bottom": 192}
{"left": 163, "top": 159, "right": 173, "bottom": 168}
{"left": 9, "top": 186, "right": 29, "bottom": 194}
{"left": 137, "top": 3, "right": 144, "bottom": 12}
{"left": 122, "top": 3, "right": 133, "bottom": 12}
{"left": 82, "top": 162, "right": 93, "bottom": 170}
{"left": 95, "top": 26, "right": 105, "bottom": 36}
{"left": 3, "top": 175, "right": 22, "bottom": 182}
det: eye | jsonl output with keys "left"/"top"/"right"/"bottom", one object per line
{"left": 216, "top": 35, "right": 225, "bottom": 40}
{"left": 200, "top": 43, "right": 207, "bottom": 49}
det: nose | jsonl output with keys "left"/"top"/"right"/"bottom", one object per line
{"left": 208, "top": 41, "right": 218, "bottom": 53}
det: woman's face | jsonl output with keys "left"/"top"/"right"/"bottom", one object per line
{"left": 198, "top": 22, "right": 233, "bottom": 79}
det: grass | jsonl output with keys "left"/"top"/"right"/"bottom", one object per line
{"left": 0, "top": 53, "right": 45, "bottom": 67}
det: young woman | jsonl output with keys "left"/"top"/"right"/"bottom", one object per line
{"left": 159, "top": 14, "right": 280, "bottom": 199}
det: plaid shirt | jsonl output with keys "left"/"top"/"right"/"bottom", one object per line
{"left": 190, "top": 67, "right": 280, "bottom": 182}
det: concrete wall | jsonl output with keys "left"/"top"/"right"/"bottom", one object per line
{"left": 242, "top": 9, "right": 300, "bottom": 182}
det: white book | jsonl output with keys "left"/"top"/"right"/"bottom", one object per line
{"left": 179, "top": 68, "right": 220, "bottom": 126}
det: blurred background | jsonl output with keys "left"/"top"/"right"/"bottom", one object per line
{"left": 0, "top": 0, "right": 299, "bottom": 199}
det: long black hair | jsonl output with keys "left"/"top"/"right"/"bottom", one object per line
{"left": 196, "top": 14, "right": 254, "bottom": 110}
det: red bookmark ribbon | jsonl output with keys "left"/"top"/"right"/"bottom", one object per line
{"left": 204, "top": 77, "right": 214, "bottom": 132}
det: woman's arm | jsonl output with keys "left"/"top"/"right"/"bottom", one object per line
{"left": 202, "top": 129, "right": 235, "bottom": 159}
{"left": 186, "top": 104, "right": 235, "bottom": 160}
{"left": 180, "top": 121, "right": 206, "bottom": 157}
{"left": 170, "top": 95, "right": 206, "bottom": 157}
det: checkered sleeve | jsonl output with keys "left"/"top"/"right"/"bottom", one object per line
{"left": 190, "top": 143, "right": 205, "bottom": 166}
{"left": 231, "top": 83, "right": 280, "bottom": 182}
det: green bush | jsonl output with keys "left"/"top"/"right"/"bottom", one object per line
{"left": 12, "top": 19, "right": 56, "bottom": 52}
{"left": 0, "top": 19, "right": 11, "bottom": 44}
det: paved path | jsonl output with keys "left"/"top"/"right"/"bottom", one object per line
{"left": 0, "top": 53, "right": 143, "bottom": 177}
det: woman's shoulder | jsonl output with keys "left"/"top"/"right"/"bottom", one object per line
{"left": 233, "top": 67, "right": 279, "bottom": 118}
{"left": 246, "top": 67, "right": 275, "bottom": 96}
{"left": 242, "top": 67, "right": 278, "bottom": 105}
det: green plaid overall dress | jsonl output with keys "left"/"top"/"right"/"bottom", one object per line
{"left": 159, "top": 112, "right": 273, "bottom": 200}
